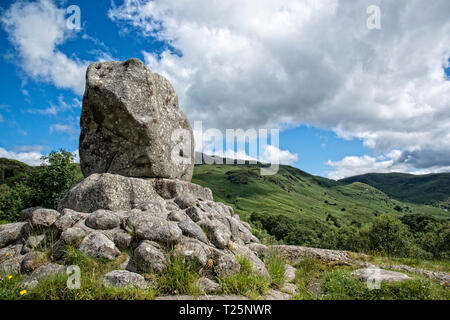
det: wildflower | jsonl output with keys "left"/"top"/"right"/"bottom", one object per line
{"left": 20, "top": 290, "right": 27, "bottom": 296}
{"left": 8, "top": 275, "right": 12, "bottom": 280}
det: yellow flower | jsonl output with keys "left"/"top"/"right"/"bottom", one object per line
{"left": 8, "top": 275, "right": 12, "bottom": 280}
{"left": 20, "top": 290, "right": 27, "bottom": 296}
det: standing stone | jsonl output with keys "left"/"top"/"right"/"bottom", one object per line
{"left": 79, "top": 58, "right": 194, "bottom": 181}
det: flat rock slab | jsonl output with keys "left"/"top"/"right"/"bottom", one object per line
{"left": 382, "top": 265, "right": 450, "bottom": 286}
{"left": 352, "top": 268, "right": 410, "bottom": 283}
{"left": 270, "top": 245, "right": 352, "bottom": 264}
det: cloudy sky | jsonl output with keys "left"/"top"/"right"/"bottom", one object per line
{"left": 0, "top": 0, "right": 449, "bottom": 179}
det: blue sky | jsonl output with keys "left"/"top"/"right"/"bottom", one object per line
{"left": 0, "top": 0, "right": 449, "bottom": 179}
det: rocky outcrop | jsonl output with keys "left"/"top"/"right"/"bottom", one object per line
{"left": 270, "top": 245, "right": 353, "bottom": 265}
{"left": 352, "top": 268, "right": 410, "bottom": 283}
{"left": 79, "top": 58, "right": 194, "bottom": 181}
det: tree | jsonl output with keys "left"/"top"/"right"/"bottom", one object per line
{"left": 364, "top": 214, "right": 416, "bottom": 257}
{"left": 28, "top": 149, "right": 81, "bottom": 209}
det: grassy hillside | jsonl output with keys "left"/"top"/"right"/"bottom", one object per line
{"left": 0, "top": 158, "right": 35, "bottom": 186}
{"left": 340, "top": 172, "right": 450, "bottom": 207}
{"left": 192, "top": 164, "right": 449, "bottom": 235}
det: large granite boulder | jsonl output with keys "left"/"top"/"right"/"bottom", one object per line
{"left": 79, "top": 58, "right": 194, "bottom": 181}
{"left": 57, "top": 173, "right": 213, "bottom": 213}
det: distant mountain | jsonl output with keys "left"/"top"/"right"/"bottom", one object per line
{"left": 340, "top": 172, "right": 450, "bottom": 205}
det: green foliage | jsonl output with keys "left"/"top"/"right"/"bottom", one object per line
{"left": 364, "top": 214, "right": 418, "bottom": 257}
{"left": 0, "top": 273, "right": 25, "bottom": 300}
{"left": 0, "top": 150, "right": 82, "bottom": 222}
{"left": 250, "top": 212, "right": 322, "bottom": 247}
{"left": 421, "top": 222, "right": 450, "bottom": 260}
{"left": 321, "top": 215, "right": 436, "bottom": 259}
{"left": 321, "top": 269, "right": 450, "bottom": 300}
{"left": 264, "top": 251, "right": 286, "bottom": 288}
{"left": 156, "top": 256, "right": 201, "bottom": 296}
{"left": 218, "top": 256, "right": 270, "bottom": 298}
{"left": 0, "top": 183, "right": 30, "bottom": 221}
{"left": 27, "top": 149, "right": 82, "bottom": 209}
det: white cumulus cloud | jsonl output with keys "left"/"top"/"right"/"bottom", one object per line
{"left": 109, "top": 0, "right": 450, "bottom": 175}
{"left": 0, "top": 146, "right": 44, "bottom": 166}
{"left": 1, "top": 0, "right": 89, "bottom": 95}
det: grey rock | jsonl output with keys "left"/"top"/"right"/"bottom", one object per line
{"left": 178, "top": 220, "right": 208, "bottom": 243}
{"left": 0, "top": 256, "right": 24, "bottom": 274}
{"left": 138, "top": 199, "right": 168, "bottom": 219}
{"left": 133, "top": 240, "right": 166, "bottom": 273}
{"left": 285, "top": 264, "right": 297, "bottom": 282}
{"left": 29, "top": 208, "right": 60, "bottom": 228}
{"left": 0, "top": 222, "right": 28, "bottom": 248}
{"left": 19, "top": 207, "right": 41, "bottom": 221}
{"left": 196, "top": 277, "right": 220, "bottom": 294}
{"left": 174, "top": 195, "right": 197, "bottom": 209}
{"left": 154, "top": 179, "right": 213, "bottom": 201}
{"left": 211, "top": 249, "right": 240, "bottom": 277}
{"left": 247, "top": 243, "right": 269, "bottom": 258}
{"left": 198, "top": 219, "right": 231, "bottom": 249}
{"left": 173, "top": 237, "right": 209, "bottom": 266}
{"left": 21, "top": 251, "right": 47, "bottom": 274}
{"left": 165, "top": 201, "right": 180, "bottom": 211}
{"left": 61, "top": 227, "right": 87, "bottom": 244}
{"left": 271, "top": 245, "right": 353, "bottom": 265}
{"left": 0, "top": 244, "right": 23, "bottom": 263}
{"left": 382, "top": 264, "right": 450, "bottom": 286}
{"left": 230, "top": 242, "right": 271, "bottom": 280}
{"left": 167, "top": 210, "right": 189, "bottom": 222}
{"left": 307, "top": 280, "right": 323, "bottom": 296}
{"left": 264, "top": 289, "right": 291, "bottom": 300}
{"left": 185, "top": 207, "right": 207, "bottom": 222}
{"left": 228, "top": 217, "right": 252, "bottom": 244}
{"left": 105, "top": 229, "right": 133, "bottom": 250}
{"left": 352, "top": 268, "right": 410, "bottom": 283}
{"left": 282, "top": 282, "right": 297, "bottom": 294}
{"left": 26, "top": 234, "right": 46, "bottom": 249}
{"left": 58, "top": 173, "right": 164, "bottom": 213}
{"left": 127, "top": 213, "right": 182, "bottom": 243}
{"left": 22, "top": 263, "right": 66, "bottom": 289}
{"left": 80, "top": 58, "right": 194, "bottom": 181}
{"left": 54, "top": 209, "right": 87, "bottom": 231}
{"left": 103, "top": 270, "right": 149, "bottom": 289}
{"left": 78, "top": 232, "right": 120, "bottom": 260}
{"left": 85, "top": 210, "right": 120, "bottom": 230}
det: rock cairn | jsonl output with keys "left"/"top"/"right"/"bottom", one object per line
{"left": 0, "top": 58, "right": 270, "bottom": 292}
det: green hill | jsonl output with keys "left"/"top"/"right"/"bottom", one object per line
{"left": 340, "top": 172, "right": 450, "bottom": 207}
{"left": 0, "top": 158, "right": 36, "bottom": 186}
{"left": 192, "top": 164, "right": 449, "bottom": 242}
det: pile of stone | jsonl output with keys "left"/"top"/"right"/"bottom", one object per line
{"left": 0, "top": 58, "right": 270, "bottom": 292}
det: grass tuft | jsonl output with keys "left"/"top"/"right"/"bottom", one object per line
{"left": 264, "top": 250, "right": 286, "bottom": 288}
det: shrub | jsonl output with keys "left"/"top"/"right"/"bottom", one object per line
{"left": 27, "top": 149, "right": 82, "bottom": 210}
